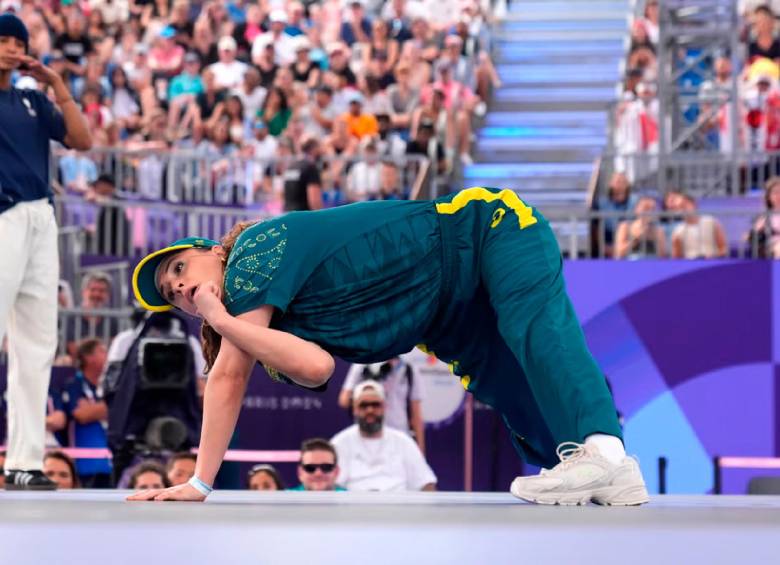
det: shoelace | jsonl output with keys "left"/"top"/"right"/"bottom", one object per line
{"left": 540, "top": 442, "right": 588, "bottom": 475}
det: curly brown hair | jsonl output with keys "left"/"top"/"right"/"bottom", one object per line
{"left": 201, "top": 220, "right": 256, "bottom": 373}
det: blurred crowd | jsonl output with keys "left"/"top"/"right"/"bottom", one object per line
{"left": 610, "top": 2, "right": 780, "bottom": 183}
{"left": 591, "top": 170, "right": 780, "bottom": 259}
{"left": 3, "top": 0, "right": 500, "bottom": 207}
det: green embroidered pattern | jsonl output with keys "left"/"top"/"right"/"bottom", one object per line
{"left": 224, "top": 223, "right": 288, "bottom": 304}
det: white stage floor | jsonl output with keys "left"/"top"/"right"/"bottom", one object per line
{"left": 1, "top": 491, "right": 779, "bottom": 565}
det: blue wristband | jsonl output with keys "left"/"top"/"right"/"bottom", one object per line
{"left": 188, "top": 475, "right": 213, "bottom": 496}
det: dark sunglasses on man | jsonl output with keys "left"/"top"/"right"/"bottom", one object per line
{"left": 300, "top": 463, "right": 336, "bottom": 474}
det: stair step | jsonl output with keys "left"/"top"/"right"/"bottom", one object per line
{"left": 473, "top": 0, "right": 628, "bottom": 214}
{"left": 494, "top": 86, "right": 616, "bottom": 102}
{"left": 474, "top": 148, "right": 603, "bottom": 164}
{"left": 479, "top": 126, "right": 606, "bottom": 138}
{"left": 500, "top": 20, "right": 628, "bottom": 33}
{"left": 508, "top": 1, "right": 629, "bottom": 15}
{"left": 476, "top": 135, "right": 605, "bottom": 147}
{"left": 503, "top": 11, "right": 631, "bottom": 22}
{"left": 483, "top": 111, "right": 607, "bottom": 127}
{"left": 463, "top": 176, "right": 590, "bottom": 191}
{"left": 495, "top": 52, "right": 625, "bottom": 65}
{"left": 493, "top": 29, "right": 627, "bottom": 41}
{"left": 464, "top": 162, "right": 594, "bottom": 177}
{"left": 491, "top": 100, "right": 613, "bottom": 112}
{"left": 497, "top": 63, "right": 621, "bottom": 84}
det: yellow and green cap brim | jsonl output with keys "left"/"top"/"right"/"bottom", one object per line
{"left": 132, "top": 237, "right": 220, "bottom": 312}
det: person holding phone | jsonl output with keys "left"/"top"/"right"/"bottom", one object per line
{"left": 0, "top": 13, "right": 92, "bottom": 490}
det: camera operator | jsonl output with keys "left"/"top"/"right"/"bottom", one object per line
{"left": 104, "top": 308, "right": 204, "bottom": 483}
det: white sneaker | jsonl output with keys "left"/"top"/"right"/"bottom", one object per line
{"left": 510, "top": 442, "right": 650, "bottom": 506}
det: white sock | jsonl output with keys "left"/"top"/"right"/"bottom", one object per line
{"left": 585, "top": 434, "right": 626, "bottom": 465}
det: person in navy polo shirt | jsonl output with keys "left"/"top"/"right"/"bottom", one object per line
{"left": 0, "top": 13, "right": 91, "bottom": 490}
{"left": 60, "top": 338, "right": 112, "bottom": 488}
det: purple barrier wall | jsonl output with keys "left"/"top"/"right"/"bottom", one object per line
{"left": 3, "top": 260, "right": 779, "bottom": 493}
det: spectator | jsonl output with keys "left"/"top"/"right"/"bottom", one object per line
{"left": 60, "top": 338, "right": 112, "bottom": 487}
{"left": 314, "top": 0, "right": 345, "bottom": 45}
{"left": 322, "top": 117, "right": 359, "bottom": 187}
{"left": 128, "top": 461, "right": 171, "bottom": 490}
{"left": 169, "top": 52, "right": 204, "bottom": 102}
{"left": 378, "top": 159, "right": 406, "bottom": 199}
{"left": 169, "top": 0, "right": 194, "bottom": 48}
{"left": 232, "top": 4, "right": 264, "bottom": 56}
{"left": 43, "top": 451, "right": 80, "bottom": 489}
{"left": 400, "top": 39, "right": 432, "bottom": 91}
{"left": 592, "top": 172, "right": 638, "bottom": 257}
{"left": 65, "top": 272, "right": 117, "bottom": 351}
{"left": 363, "top": 18, "right": 399, "bottom": 70}
{"left": 249, "top": 119, "right": 279, "bottom": 165}
{"left": 374, "top": 112, "right": 407, "bottom": 160}
{"left": 339, "top": 357, "right": 425, "bottom": 453}
{"left": 332, "top": 380, "right": 436, "bottom": 492}
{"left": 406, "top": 118, "right": 446, "bottom": 175}
{"left": 194, "top": 68, "right": 226, "bottom": 127}
{"left": 748, "top": 5, "right": 780, "bottom": 64}
{"left": 659, "top": 189, "right": 685, "bottom": 243}
{"left": 259, "top": 86, "right": 292, "bottom": 137}
{"left": 209, "top": 36, "right": 248, "bottom": 90}
{"left": 232, "top": 67, "right": 266, "bottom": 124}
{"left": 386, "top": 62, "right": 419, "bottom": 131}
{"left": 148, "top": 26, "right": 185, "bottom": 80}
{"left": 46, "top": 390, "right": 68, "bottom": 447}
{"left": 289, "top": 438, "right": 346, "bottom": 491}
{"left": 221, "top": 94, "right": 249, "bottom": 145}
{"left": 631, "top": 0, "right": 658, "bottom": 47}
{"left": 109, "top": 65, "right": 141, "bottom": 134}
{"left": 362, "top": 73, "right": 393, "bottom": 115}
{"left": 411, "top": 87, "right": 453, "bottom": 166}
{"left": 291, "top": 36, "right": 321, "bottom": 90}
{"left": 54, "top": 11, "right": 92, "bottom": 81}
{"left": 342, "top": 91, "right": 379, "bottom": 139}
{"left": 273, "top": 66, "right": 296, "bottom": 101}
{"left": 326, "top": 41, "right": 357, "bottom": 87}
{"left": 88, "top": 174, "right": 131, "bottom": 256}
{"left": 301, "top": 85, "right": 338, "bottom": 138}
{"left": 614, "top": 197, "right": 667, "bottom": 259}
{"left": 285, "top": 2, "right": 309, "bottom": 37}
{"left": 284, "top": 137, "right": 323, "bottom": 211}
{"left": 191, "top": 16, "right": 218, "bottom": 67}
{"left": 345, "top": 140, "right": 382, "bottom": 201}
{"left": 252, "top": 37, "right": 279, "bottom": 89}
{"left": 247, "top": 464, "right": 285, "bottom": 490}
{"left": 261, "top": 136, "right": 294, "bottom": 210}
{"left": 166, "top": 452, "right": 197, "bottom": 486}
{"left": 253, "top": 9, "right": 296, "bottom": 67}
{"left": 341, "top": 0, "right": 372, "bottom": 47}
{"left": 381, "top": 0, "right": 413, "bottom": 43}
{"left": 750, "top": 176, "right": 780, "bottom": 257}
{"left": 59, "top": 149, "right": 98, "bottom": 194}
{"left": 671, "top": 194, "right": 728, "bottom": 258}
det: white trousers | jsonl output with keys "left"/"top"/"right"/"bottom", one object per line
{"left": 0, "top": 199, "right": 59, "bottom": 471}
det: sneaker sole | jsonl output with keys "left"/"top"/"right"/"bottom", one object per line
{"left": 511, "top": 484, "right": 650, "bottom": 507}
{"left": 4, "top": 483, "right": 58, "bottom": 491}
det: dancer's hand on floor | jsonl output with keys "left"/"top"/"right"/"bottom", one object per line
{"left": 126, "top": 482, "right": 207, "bottom": 502}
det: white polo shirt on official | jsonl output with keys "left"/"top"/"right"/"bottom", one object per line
{"left": 331, "top": 424, "right": 436, "bottom": 492}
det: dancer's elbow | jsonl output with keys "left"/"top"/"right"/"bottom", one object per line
{"left": 296, "top": 353, "right": 335, "bottom": 386}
